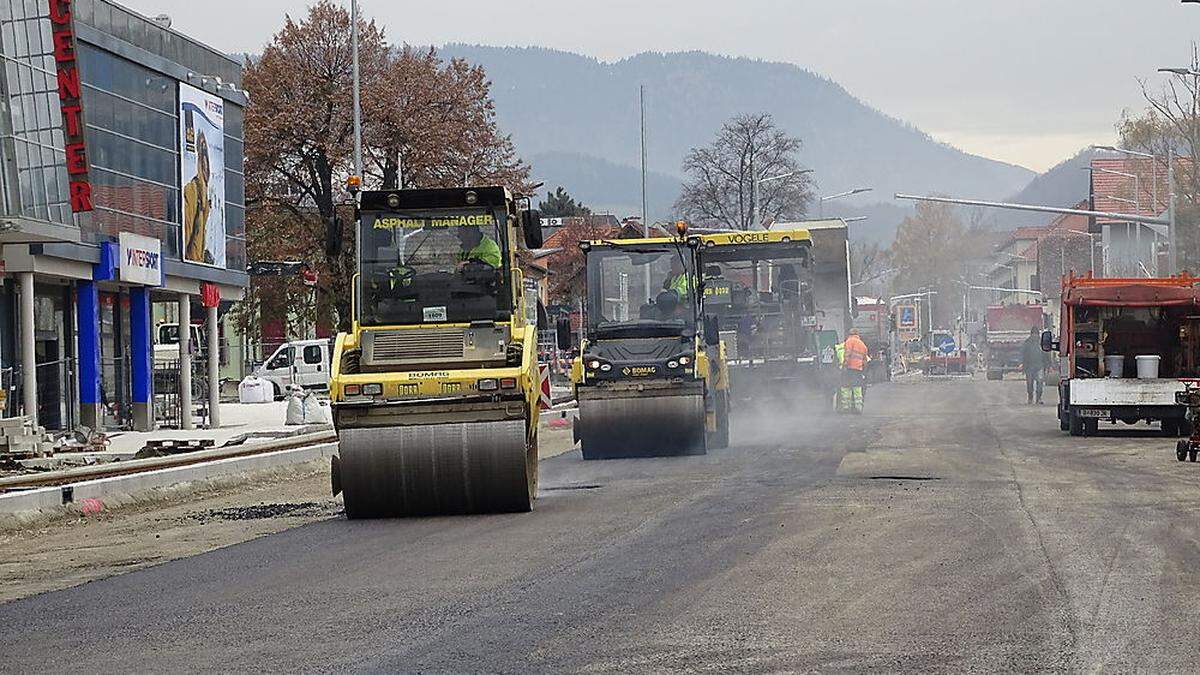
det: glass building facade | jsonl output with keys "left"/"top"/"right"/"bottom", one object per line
{"left": 0, "top": 0, "right": 247, "bottom": 271}
{"left": 0, "top": 0, "right": 249, "bottom": 431}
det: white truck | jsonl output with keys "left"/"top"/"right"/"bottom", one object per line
{"left": 154, "top": 322, "right": 204, "bottom": 363}
{"left": 251, "top": 339, "right": 333, "bottom": 397}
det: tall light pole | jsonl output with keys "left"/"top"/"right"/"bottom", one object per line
{"left": 351, "top": 0, "right": 363, "bottom": 180}
{"left": 640, "top": 85, "right": 650, "bottom": 295}
{"left": 819, "top": 187, "right": 873, "bottom": 217}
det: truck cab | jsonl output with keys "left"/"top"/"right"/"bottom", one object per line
{"left": 1047, "top": 274, "right": 1200, "bottom": 436}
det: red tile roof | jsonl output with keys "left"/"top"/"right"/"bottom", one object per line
{"left": 1089, "top": 157, "right": 1187, "bottom": 223}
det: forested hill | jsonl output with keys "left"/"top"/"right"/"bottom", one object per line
{"left": 441, "top": 45, "right": 1036, "bottom": 227}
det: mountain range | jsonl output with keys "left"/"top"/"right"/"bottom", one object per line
{"left": 441, "top": 45, "right": 1039, "bottom": 239}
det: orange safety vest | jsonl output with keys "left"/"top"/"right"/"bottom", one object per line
{"left": 844, "top": 335, "right": 869, "bottom": 371}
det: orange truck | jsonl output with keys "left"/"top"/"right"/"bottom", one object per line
{"left": 1044, "top": 274, "right": 1200, "bottom": 437}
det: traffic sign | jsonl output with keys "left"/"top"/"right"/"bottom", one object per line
{"left": 937, "top": 336, "right": 957, "bottom": 354}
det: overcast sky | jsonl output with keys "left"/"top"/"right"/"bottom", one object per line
{"left": 119, "top": 0, "right": 1200, "bottom": 172}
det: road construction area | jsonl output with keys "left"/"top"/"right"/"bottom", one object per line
{"left": 3, "top": 379, "right": 1200, "bottom": 672}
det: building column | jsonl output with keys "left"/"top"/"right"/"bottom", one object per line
{"left": 18, "top": 272, "right": 36, "bottom": 426}
{"left": 77, "top": 280, "right": 102, "bottom": 430}
{"left": 207, "top": 303, "right": 220, "bottom": 429}
{"left": 179, "top": 294, "right": 193, "bottom": 430}
{"left": 129, "top": 286, "right": 154, "bottom": 432}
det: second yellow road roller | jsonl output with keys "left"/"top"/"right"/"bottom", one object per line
{"left": 570, "top": 228, "right": 730, "bottom": 459}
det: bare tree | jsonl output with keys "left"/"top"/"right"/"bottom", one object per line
{"left": 1121, "top": 45, "right": 1200, "bottom": 202}
{"left": 1120, "top": 43, "right": 1200, "bottom": 271}
{"left": 889, "top": 201, "right": 983, "bottom": 326}
{"left": 243, "top": 2, "right": 529, "bottom": 330}
{"left": 674, "top": 113, "right": 813, "bottom": 229}
{"left": 849, "top": 240, "right": 891, "bottom": 295}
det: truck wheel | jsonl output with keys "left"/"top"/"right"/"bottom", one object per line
{"left": 1191, "top": 448, "right": 1199, "bottom": 463}
{"left": 1084, "top": 419, "right": 1099, "bottom": 436}
{"left": 1162, "top": 420, "right": 1179, "bottom": 437}
{"left": 1178, "top": 440, "right": 1189, "bottom": 462}
{"left": 1069, "top": 411, "right": 1083, "bottom": 437}
{"left": 1058, "top": 407, "right": 1069, "bottom": 432}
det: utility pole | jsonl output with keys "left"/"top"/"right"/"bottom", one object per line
{"left": 640, "top": 85, "right": 651, "bottom": 299}
{"left": 351, "top": 0, "right": 363, "bottom": 179}
{"left": 640, "top": 85, "right": 647, "bottom": 237}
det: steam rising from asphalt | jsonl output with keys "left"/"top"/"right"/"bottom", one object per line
{"left": 730, "top": 390, "right": 847, "bottom": 448}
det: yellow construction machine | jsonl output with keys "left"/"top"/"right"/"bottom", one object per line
{"left": 697, "top": 228, "right": 818, "bottom": 402}
{"left": 329, "top": 186, "right": 544, "bottom": 518}
{"left": 569, "top": 228, "right": 730, "bottom": 459}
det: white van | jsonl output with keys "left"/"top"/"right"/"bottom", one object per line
{"left": 252, "top": 339, "right": 333, "bottom": 397}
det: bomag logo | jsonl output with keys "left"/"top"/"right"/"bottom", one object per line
{"left": 622, "top": 366, "right": 657, "bottom": 377}
{"left": 402, "top": 371, "right": 451, "bottom": 380}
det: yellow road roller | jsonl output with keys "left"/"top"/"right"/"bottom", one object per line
{"left": 570, "top": 230, "right": 730, "bottom": 459}
{"left": 329, "top": 186, "right": 545, "bottom": 518}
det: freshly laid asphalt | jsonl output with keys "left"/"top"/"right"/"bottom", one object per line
{"left": 4, "top": 378, "right": 1200, "bottom": 673}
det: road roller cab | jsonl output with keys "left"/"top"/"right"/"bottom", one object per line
{"left": 329, "top": 186, "right": 544, "bottom": 518}
{"left": 572, "top": 234, "right": 731, "bottom": 459}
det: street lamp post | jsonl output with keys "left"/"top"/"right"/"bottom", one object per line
{"left": 351, "top": 0, "right": 362, "bottom": 179}
{"left": 819, "top": 187, "right": 873, "bottom": 217}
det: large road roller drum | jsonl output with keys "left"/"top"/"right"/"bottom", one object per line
{"left": 335, "top": 419, "right": 535, "bottom": 518}
{"left": 576, "top": 392, "right": 706, "bottom": 460}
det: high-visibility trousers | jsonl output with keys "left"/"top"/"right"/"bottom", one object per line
{"left": 836, "top": 369, "right": 865, "bottom": 413}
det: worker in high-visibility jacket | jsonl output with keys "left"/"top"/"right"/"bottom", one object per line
{"left": 841, "top": 328, "right": 870, "bottom": 414}
{"left": 833, "top": 340, "right": 850, "bottom": 412}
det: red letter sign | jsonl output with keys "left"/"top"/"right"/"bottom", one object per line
{"left": 47, "top": 0, "right": 92, "bottom": 213}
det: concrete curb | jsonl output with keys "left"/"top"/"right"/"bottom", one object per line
{"left": 0, "top": 442, "right": 339, "bottom": 517}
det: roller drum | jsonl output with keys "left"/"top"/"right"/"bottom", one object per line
{"left": 577, "top": 392, "right": 706, "bottom": 460}
{"left": 338, "top": 419, "right": 534, "bottom": 518}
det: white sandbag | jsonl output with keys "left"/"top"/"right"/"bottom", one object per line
{"left": 238, "top": 376, "right": 272, "bottom": 403}
{"left": 302, "top": 392, "right": 330, "bottom": 424}
{"left": 285, "top": 394, "right": 307, "bottom": 425}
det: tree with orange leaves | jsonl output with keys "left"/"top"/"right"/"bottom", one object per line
{"left": 242, "top": 1, "right": 529, "bottom": 334}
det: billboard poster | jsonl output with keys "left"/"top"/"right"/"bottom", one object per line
{"left": 179, "top": 83, "right": 225, "bottom": 268}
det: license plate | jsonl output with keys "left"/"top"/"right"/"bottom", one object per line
{"left": 1077, "top": 408, "right": 1108, "bottom": 419}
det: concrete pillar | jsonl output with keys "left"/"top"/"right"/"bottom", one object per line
{"left": 18, "top": 272, "right": 36, "bottom": 426}
{"left": 129, "top": 286, "right": 154, "bottom": 432}
{"left": 207, "top": 304, "right": 220, "bottom": 429}
{"left": 178, "top": 294, "right": 193, "bottom": 430}
{"left": 77, "top": 280, "right": 102, "bottom": 430}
